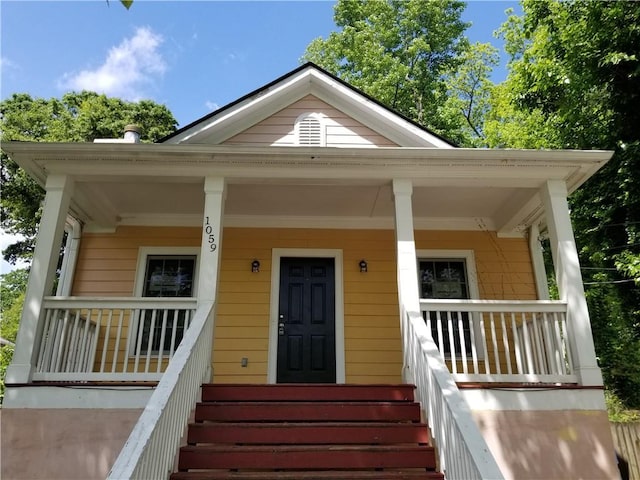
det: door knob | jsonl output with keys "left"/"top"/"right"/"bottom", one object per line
{"left": 278, "top": 323, "right": 285, "bottom": 335}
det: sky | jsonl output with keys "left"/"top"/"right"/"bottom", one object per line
{"left": 0, "top": 0, "right": 518, "bottom": 273}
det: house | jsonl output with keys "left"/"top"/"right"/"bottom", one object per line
{"left": 1, "top": 63, "right": 619, "bottom": 479}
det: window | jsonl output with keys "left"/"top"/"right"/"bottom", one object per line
{"left": 139, "top": 255, "right": 195, "bottom": 352}
{"left": 417, "top": 250, "right": 481, "bottom": 358}
{"left": 143, "top": 256, "right": 195, "bottom": 298}
{"left": 419, "top": 258, "right": 471, "bottom": 356}
{"left": 132, "top": 248, "right": 199, "bottom": 355}
{"left": 295, "top": 113, "right": 325, "bottom": 146}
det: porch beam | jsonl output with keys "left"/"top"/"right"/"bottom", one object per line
{"left": 540, "top": 179, "right": 602, "bottom": 385}
{"left": 6, "top": 174, "right": 74, "bottom": 384}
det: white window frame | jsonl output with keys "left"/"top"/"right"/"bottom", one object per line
{"left": 416, "top": 249, "right": 484, "bottom": 359}
{"left": 294, "top": 112, "right": 326, "bottom": 146}
{"left": 129, "top": 247, "right": 200, "bottom": 355}
{"left": 133, "top": 247, "right": 200, "bottom": 297}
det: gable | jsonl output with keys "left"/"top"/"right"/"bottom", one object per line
{"left": 162, "top": 63, "right": 454, "bottom": 148}
{"left": 224, "top": 95, "right": 398, "bottom": 148}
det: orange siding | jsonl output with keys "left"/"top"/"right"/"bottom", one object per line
{"left": 215, "top": 228, "right": 400, "bottom": 384}
{"left": 72, "top": 226, "right": 201, "bottom": 296}
{"left": 71, "top": 226, "right": 536, "bottom": 383}
{"left": 414, "top": 230, "right": 537, "bottom": 300}
{"left": 224, "top": 94, "right": 398, "bottom": 147}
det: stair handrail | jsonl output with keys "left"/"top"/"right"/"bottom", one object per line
{"left": 107, "top": 301, "right": 215, "bottom": 480}
{"left": 402, "top": 304, "right": 505, "bottom": 480}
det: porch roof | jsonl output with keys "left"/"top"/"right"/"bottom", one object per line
{"left": 3, "top": 142, "right": 612, "bottom": 236}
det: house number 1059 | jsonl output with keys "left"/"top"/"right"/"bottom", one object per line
{"left": 204, "top": 217, "right": 217, "bottom": 252}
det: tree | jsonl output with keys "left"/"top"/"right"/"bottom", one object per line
{"left": 0, "top": 269, "right": 28, "bottom": 401}
{"left": 302, "top": 0, "right": 496, "bottom": 146}
{"left": 442, "top": 41, "right": 498, "bottom": 147}
{"left": 0, "top": 92, "right": 178, "bottom": 264}
{"left": 487, "top": 0, "right": 640, "bottom": 407}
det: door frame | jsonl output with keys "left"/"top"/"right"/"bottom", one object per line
{"left": 267, "top": 248, "right": 345, "bottom": 384}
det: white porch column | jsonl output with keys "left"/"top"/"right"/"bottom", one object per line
{"left": 393, "top": 179, "right": 420, "bottom": 383}
{"left": 6, "top": 174, "right": 74, "bottom": 383}
{"left": 540, "top": 179, "right": 603, "bottom": 385}
{"left": 392, "top": 179, "right": 421, "bottom": 316}
{"left": 197, "top": 177, "right": 226, "bottom": 304}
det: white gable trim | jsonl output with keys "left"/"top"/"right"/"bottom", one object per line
{"left": 165, "top": 65, "right": 453, "bottom": 148}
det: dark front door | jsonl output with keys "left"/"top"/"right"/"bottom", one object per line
{"left": 277, "top": 257, "right": 336, "bottom": 383}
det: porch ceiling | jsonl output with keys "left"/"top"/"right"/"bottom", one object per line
{"left": 2, "top": 142, "right": 613, "bottom": 236}
{"left": 73, "top": 179, "right": 537, "bottom": 235}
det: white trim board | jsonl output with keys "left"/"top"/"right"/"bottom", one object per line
{"left": 267, "top": 248, "right": 345, "bottom": 384}
{"left": 461, "top": 387, "right": 606, "bottom": 411}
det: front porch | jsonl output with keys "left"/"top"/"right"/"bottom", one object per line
{"left": 1, "top": 142, "right": 615, "bottom": 479}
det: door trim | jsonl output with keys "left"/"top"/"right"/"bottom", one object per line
{"left": 268, "top": 248, "right": 345, "bottom": 384}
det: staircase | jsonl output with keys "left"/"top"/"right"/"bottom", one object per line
{"left": 171, "top": 384, "right": 444, "bottom": 480}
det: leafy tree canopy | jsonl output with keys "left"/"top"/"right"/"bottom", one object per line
{"left": 302, "top": 0, "right": 497, "bottom": 146}
{"left": 0, "top": 269, "right": 28, "bottom": 402}
{"left": 0, "top": 92, "right": 178, "bottom": 263}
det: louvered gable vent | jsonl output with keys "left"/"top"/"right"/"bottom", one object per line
{"left": 296, "top": 113, "right": 324, "bottom": 146}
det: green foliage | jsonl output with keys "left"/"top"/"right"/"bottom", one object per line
{"left": 1, "top": 268, "right": 29, "bottom": 314}
{"left": 0, "top": 291, "right": 24, "bottom": 402}
{"left": 489, "top": 0, "right": 640, "bottom": 408}
{"left": 443, "top": 42, "right": 499, "bottom": 146}
{"left": 606, "top": 390, "right": 640, "bottom": 423}
{"left": 0, "top": 92, "right": 178, "bottom": 263}
{"left": 1, "top": 269, "right": 28, "bottom": 401}
{"left": 0, "top": 343, "right": 14, "bottom": 402}
{"left": 303, "top": 0, "right": 497, "bottom": 146}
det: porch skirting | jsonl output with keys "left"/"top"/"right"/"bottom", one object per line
{"left": 0, "top": 409, "right": 142, "bottom": 480}
{"left": 472, "top": 409, "right": 618, "bottom": 480}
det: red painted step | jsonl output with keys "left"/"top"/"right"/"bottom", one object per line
{"left": 187, "top": 421, "right": 431, "bottom": 445}
{"left": 178, "top": 444, "right": 437, "bottom": 470}
{"left": 201, "top": 384, "right": 416, "bottom": 402}
{"left": 171, "top": 384, "right": 443, "bottom": 480}
{"left": 171, "top": 471, "right": 443, "bottom": 480}
{"left": 195, "top": 401, "right": 421, "bottom": 423}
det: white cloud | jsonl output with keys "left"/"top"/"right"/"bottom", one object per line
{"left": 59, "top": 27, "right": 166, "bottom": 100}
{"left": 205, "top": 101, "right": 220, "bottom": 111}
{"left": 1, "top": 56, "right": 19, "bottom": 71}
{"left": 0, "top": 232, "right": 28, "bottom": 274}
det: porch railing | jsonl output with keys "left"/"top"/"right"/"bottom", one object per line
{"left": 35, "top": 297, "right": 197, "bottom": 381}
{"left": 421, "top": 299, "right": 576, "bottom": 383}
{"left": 107, "top": 301, "right": 215, "bottom": 480}
{"left": 401, "top": 304, "right": 505, "bottom": 479}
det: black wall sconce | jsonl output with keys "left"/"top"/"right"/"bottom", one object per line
{"left": 359, "top": 259, "right": 368, "bottom": 273}
{"left": 251, "top": 259, "right": 260, "bottom": 273}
